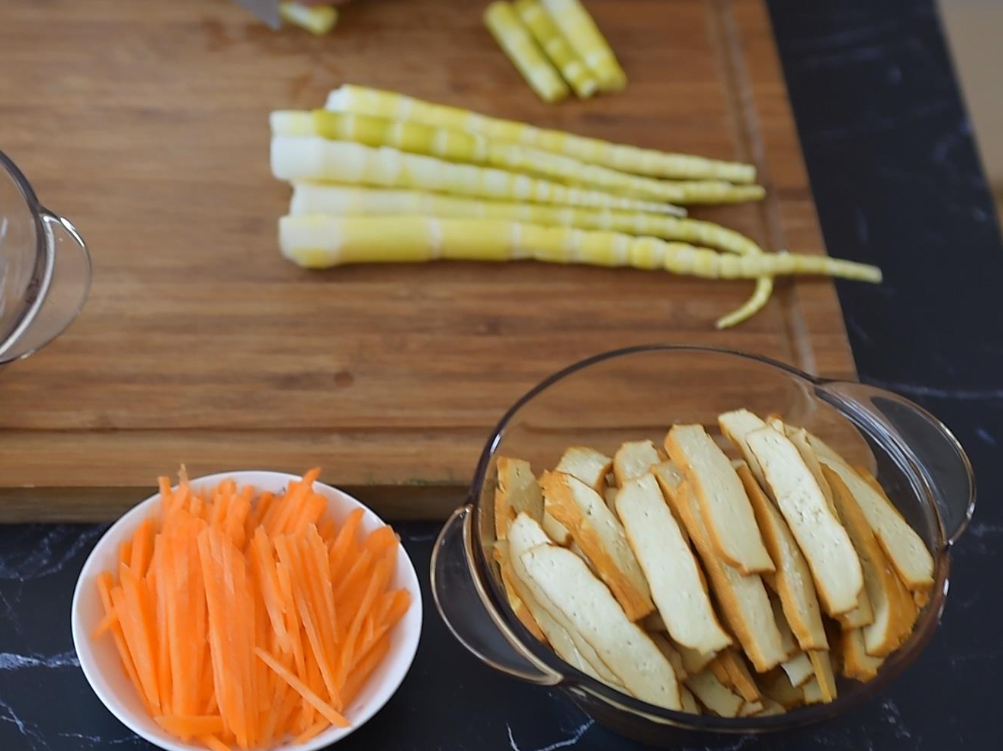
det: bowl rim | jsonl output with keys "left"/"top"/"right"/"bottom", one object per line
{"left": 467, "top": 344, "right": 954, "bottom": 732}
{"left": 71, "top": 470, "right": 423, "bottom": 751}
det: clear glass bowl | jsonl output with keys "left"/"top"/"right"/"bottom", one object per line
{"left": 0, "top": 148, "right": 91, "bottom": 364}
{"left": 431, "top": 345, "right": 975, "bottom": 745}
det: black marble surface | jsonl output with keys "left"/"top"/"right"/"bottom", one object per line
{"left": 3, "top": 0, "right": 1003, "bottom": 749}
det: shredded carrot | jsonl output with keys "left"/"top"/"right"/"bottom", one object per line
{"left": 93, "top": 469, "right": 408, "bottom": 748}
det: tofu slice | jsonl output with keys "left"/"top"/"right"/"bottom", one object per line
{"left": 762, "top": 670, "right": 804, "bottom": 710}
{"left": 542, "top": 510, "right": 572, "bottom": 545}
{"left": 649, "top": 632, "right": 688, "bottom": 680}
{"left": 686, "top": 669, "right": 743, "bottom": 718}
{"left": 809, "top": 435, "right": 934, "bottom": 591}
{"left": 495, "top": 487, "right": 515, "bottom": 541}
{"left": 823, "top": 467, "right": 918, "bottom": 657}
{"left": 665, "top": 425, "right": 774, "bottom": 575}
{"left": 737, "top": 461, "right": 828, "bottom": 650}
{"left": 493, "top": 541, "right": 545, "bottom": 642}
{"left": 680, "top": 685, "right": 701, "bottom": 714}
{"left": 757, "top": 698, "right": 786, "bottom": 716}
{"left": 519, "top": 544, "right": 681, "bottom": 709}
{"left": 603, "top": 485, "right": 619, "bottom": 514}
{"left": 677, "top": 641, "right": 717, "bottom": 676}
{"left": 616, "top": 474, "right": 732, "bottom": 654}
{"left": 802, "top": 676, "right": 824, "bottom": 705}
{"left": 540, "top": 471, "right": 654, "bottom": 621}
{"left": 717, "top": 650, "right": 760, "bottom": 702}
{"left": 840, "top": 627, "right": 885, "bottom": 682}
{"left": 768, "top": 593, "right": 814, "bottom": 687}
{"left": 670, "top": 481, "right": 787, "bottom": 672}
{"left": 746, "top": 428, "right": 863, "bottom": 616}
{"left": 650, "top": 461, "right": 691, "bottom": 544}
{"left": 738, "top": 700, "right": 765, "bottom": 717}
{"left": 781, "top": 651, "right": 814, "bottom": 688}
{"left": 613, "top": 440, "right": 662, "bottom": 487}
{"left": 507, "top": 514, "right": 623, "bottom": 687}
{"left": 496, "top": 457, "right": 544, "bottom": 523}
{"left": 555, "top": 446, "right": 613, "bottom": 492}
{"left": 808, "top": 650, "right": 837, "bottom": 703}
{"left": 718, "top": 408, "right": 771, "bottom": 488}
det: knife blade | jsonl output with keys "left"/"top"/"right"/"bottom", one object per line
{"left": 232, "top": 0, "right": 282, "bottom": 30}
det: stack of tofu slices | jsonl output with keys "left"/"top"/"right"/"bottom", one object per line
{"left": 492, "top": 409, "right": 935, "bottom": 717}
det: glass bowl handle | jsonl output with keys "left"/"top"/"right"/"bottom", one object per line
{"left": 818, "top": 381, "right": 976, "bottom": 547}
{"left": 431, "top": 505, "right": 562, "bottom": 686}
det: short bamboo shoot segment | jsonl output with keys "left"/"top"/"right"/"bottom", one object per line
{"left": 279, "top": 215, "right": 883, "bottom": 284}
{"left": 484, "top": 2, "right": 569, "bottom": 103}
{"left": 325, "top": 85, "right": 756, "bottom": 183}
{"left": 272, "top": 111, "right": 760, "bottom": 204}
{"left": 540, "top": 0, "right": 626, "bottom": 91}
{"left": 514, "top": 0, "right": 599, "bottom": 98}
{"left": 272, "top": 137, "right": 677, "bottom": 213}
{"left": 280, "top": 2, "right": 338, "bottom": 35}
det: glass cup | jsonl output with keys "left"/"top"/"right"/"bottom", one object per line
{"left": 0, "top": 149, "right": 91, "bottom": 365}
{"left": 431, "top": 345, "right": 975, "bottom": 745}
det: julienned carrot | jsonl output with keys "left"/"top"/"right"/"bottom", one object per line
{"left": 94, "top": 469, "right": 410, "bottom": 750}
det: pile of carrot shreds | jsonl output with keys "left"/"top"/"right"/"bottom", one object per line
{"left": 93, "top": 469, "right": 411, "bottom": 751}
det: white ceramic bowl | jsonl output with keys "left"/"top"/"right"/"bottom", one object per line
{"left": 72, "top": 471, "right": 423, "bottom": 751}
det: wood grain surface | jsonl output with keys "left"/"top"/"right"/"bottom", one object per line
{"left": 0, "top": 0, "right": 855, "bottom": 520}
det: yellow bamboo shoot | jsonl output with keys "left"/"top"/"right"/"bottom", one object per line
{"left": 271, "top": 110, "right": 762, "bottom": 204}
{"left": 540, "top": 0, "right": 626, "bottom": 91}
{"left": 271, "top": 136, "right": 680, "bottom": 213}
{"left": 279, "top": 215, "right": 882, "bottom": 284}
{"left": 485, "top": 2, "right": 570, "bottom": 103}
{"left": 514, "top": 0, "right": 599, "bottom": 98}
{"left": 279, "top": 3, "right": 338, "bottom": 36}
{"left": 325, "top": 85, "right": 756, "bottom": 183}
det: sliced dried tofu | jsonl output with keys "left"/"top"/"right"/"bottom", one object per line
{"left": 650, "top": 460, "right": 691, "bottom": 544}
{"left": 671, "top": 481, "right": 787, "bottom": 672}
{"left": 718, "top": 650, "right": 760, "bottom": 702}
{"left": 649, "top": 632, "right": 688, "bottom": 680}
{"left": 555, "top": 446, "right": 613, "bottom": 492}
{"left": 494, "top": 488, "right": 515, "bottom": 541}
{"left": 808, "top": 650, "right": 837, "bottom": 703}
{"left": 738, "top": 700, "right": 765, "bottom": 717}
{"left": 738, "top": 462, "right": 828, "bottom": 650}
{"left": 542, "top": 510, "right": 572, "bottom": 546}
{"left": 643, "top": 611, "right": 667, "bottom": 632}
{"left": 686, "top": 669, "right": 743, "bottom": 718}
{"left": 766, "top": 594, "right": 814, "bottom": 687}
{"left": 718, "top": 408, "right": 771, "bottom": 489}
{"left": 494, "top": 541, "right": 545, "bottom": 642}
{"left": 519, "top": 544, "right": 681, "bottom": 709}
{"left": 508, "top": 514, "right": 624, "bottom": 687}
{"left": 613, "top": 440, "right": 662, "bottom": 487}
{"left": 823, "top": 466, "right": 917, "bottom": 657}
{"left": 497, "top": 457, "right": 544, "bottom": 521}
{"left": 709, "top": 655, "right": 732, "bottom": 686}
{"left": 680, "top": 685, "right": 701, "bottom": 714}
{"left": 666, "top": 425, "right": 774, "bottom": 575}
{"left": 758, "top": 697, "right": 786, "bottom": 716}
{"left": 810, "top": 435, "right": 934, "bottom": 591}
{"left": 781, "top": 651, "right": 814, "bottom": 688}
{"left": 841, "top": 627, "right": 885, "bottom": 682}
{"left": 617, "top": 474, "right": 732, "bottom": 653}
{"left": 541, "top": 471, "right": 654, "bottom": 621}
{"left": 603, "top": 485, "right": 619, "bottom": 514}
{"left": 801, "top": 676, "right": 823, "bottom": 705}
{"left": 762, "top": 670, "right": 805, "bottom": 710}
{"left": 677, "top": 642, "right": 717, "bottom": 676}
{"left": 747, "top": 427, "right": 863, "bottom": 616}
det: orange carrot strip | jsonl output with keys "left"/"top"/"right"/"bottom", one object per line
{"left": 335, "top": 554, "right": 390, "bottom": 690}
{"left": 362, "top": 526, "right": 397, "bottom": 557}
{"left": 332, "top": 548, "right": 374, "bottom": 604}
{"left": 92, "top": 608, "right": 117, "bottom": 638}
{"left": 158, "top": 477, "right": 173, "bottom": 516}
{"left": 317, "top": 517, "right": 337, "bottom": 545}
{"left": 154, "top": 715, "right": 225, "bottom": 741}
{"left": 328, "top": 509, "right": 364, "bottom": 580}
{"left": 118, "top": 539, "right": 133, "bottom": 568}
{"left": 115, "top": 563, "right": 161, "bottom": 713}
{"left": 255, "top": 648, "right": 350, "bottom": 728}
{"left": 199, "top": 734, "right": 232, "bottom": 751}
{"left": 245, "top": 491, "right": 274, "bottom": 537}
{"left": 290, "top": 493, "right": 327, "bottom": 537}
{"left": 153, "top": 537, "right": 173, "bottom": 716}
{"left": 304, "top": 530, "right": 340, "bottom": 671}
{"left": 341, "top": 634, "right": 390, "bottom": 708}
{"left": 251, "top": 529, "right": 292, "bottom": 653}
{"left": 130, "top": 518, "right": 156, "bottom": 577}
{"left": 275, "top": 559, "right": 306, "bottom": 679}
{"left": 294, "top": 719, "right": 330, "bottom": 744}
{"left": 96, "top": 572, "right": 149, "bottom": 713}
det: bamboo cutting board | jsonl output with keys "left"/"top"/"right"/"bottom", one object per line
{"left": 0, "top": 0, "right": 854, "bottom": 520}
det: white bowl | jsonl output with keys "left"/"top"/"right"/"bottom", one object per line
{"left": 71, "top": 471, "right": 423, "bottom": 751}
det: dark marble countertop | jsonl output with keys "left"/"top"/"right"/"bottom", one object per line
{"left": 3, "top": 0, "right": 1002, "bottom": 749}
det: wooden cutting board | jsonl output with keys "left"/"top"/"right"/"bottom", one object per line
{"left": 0, "top": 0, "right": 854, "bottom": 521}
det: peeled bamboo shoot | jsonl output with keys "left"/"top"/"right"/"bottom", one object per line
{"left": 272, "top": 111, "right": 761, "bottom": 205}
{"left": 279, "top": 3, "right": 338, "bottom": 36}
{"left": 325, "top": 85, "right": 756, "bottom": 183}
{"left": 514, "top": 0, "right": 599, "bottom": 98}
{"left": 485, "top": 2, "right": 570, "bottom": 103}
{"left": 279, "top": 215, "right": 883, "bottom": 284}
{"left": 271, "top": 136, "right": 679, "bottom": 213}
{"left": 540, "top": 0, "right": 626, "bottom": 91}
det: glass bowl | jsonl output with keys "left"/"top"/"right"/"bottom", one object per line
{"left": 431, "top": 345, "right": 974, "bottom": 746}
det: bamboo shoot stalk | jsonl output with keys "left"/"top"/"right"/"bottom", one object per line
{"left": 514, "top": 0, "right": 599, "bottom": 98}
{"left": 279, "top": 3, "right": 338, "bottom": 36}
{"left": 540, "top": 0, "right": 626, "bottom": 91}
{"left": 325, "top": 84, "right": 756, "bottom": 183}
{"left": 287, "top": 183, "right": 774, "bottom": 326}
{"left": 271, "top": 110, "right": 761, "bottom": 204}
{"left": 485, "top": 2, "right": 570, "bottom": 103}
{"left": 271, "top": 136, "right": 680, "bottom": 214}
{"left": 278, "top": 215, "right": 883, "bottom": 284}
